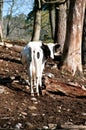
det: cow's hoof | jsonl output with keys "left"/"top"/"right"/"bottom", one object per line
{"left": 31, "top": 93, "right": 34, "bottom": 96}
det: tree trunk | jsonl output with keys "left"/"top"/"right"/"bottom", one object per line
{"left": 49, "top": 3, "right": 56, "bottom": 40}
{"left": 31, "top": 0, "right": 41, "bottom": 41}
{"left": 55, "top": 2, "right": 67, "bottom": 52}
{"left": 82, "top": 9, "right": 86, "bottom": 65}
{"left": 6, "top": 0, "right": 14, "bottom": 37}
{"left": 0, "top": 0, "right": 3, "bottom": 41}
{"left": 61, "top": 0, "right": 85, "bottom": 75}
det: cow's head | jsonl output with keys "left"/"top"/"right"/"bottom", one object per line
{"left": 47, "top": 43, "right": 60, "bottom": 59}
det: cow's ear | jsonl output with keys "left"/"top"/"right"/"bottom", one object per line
{"left": 41, "top": 43, "right": 50, "bottom": 59}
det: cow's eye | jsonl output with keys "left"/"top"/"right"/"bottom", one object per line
{"left": 37, "top": 52, "right": 40, "bottom": 59}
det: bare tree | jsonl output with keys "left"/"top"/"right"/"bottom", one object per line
{"left": 42, "top": 0, "right": 67, "bottom": 4}
{"left": 6, "top": 0, "right": 14, "bottom": 37}
{"left": 61, "top": 0, "right": 85, "bottom": 75}
{"left": 31, "top": 0, "right": 42, "bottom": 41}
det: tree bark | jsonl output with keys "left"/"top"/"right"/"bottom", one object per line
{"left": 82, "top": 9, "right": 86, "bottom": 65}
{"left": 0, "top": 0, "right": 3, "bottom": 41}
{"left": 31, "top": 0, "right": 42, "bottom": 41}
{"left": 49, "top": 3, "right": 56, "bottom": 40}
{"left": 61, "top": 0, "right": 85, "bottom": 75}
{"left": 55, "top": 2, "right": 67, "bottom": 52}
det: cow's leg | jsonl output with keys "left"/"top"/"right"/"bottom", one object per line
{"left": 36, "top": 77, "right": 39, "bottom": 96}
{"left": 30, "top": 78, "right": 34, "bottom": 96}
{"left": 33, "top": 75, "right": 36, "bottom": 88}
{"left": 29, "top": 66, "right": 34, "bottom": 96}
{"left": 39, "top": 63, "right": 45, "bottom": 88}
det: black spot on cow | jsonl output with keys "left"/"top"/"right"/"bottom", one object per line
{"left": 41, "top": 43, "right": 50, "bottom": 59}
{"left": 28, "top": 47, "right": 32, "bottom": 62}
{"left": 37, "top": 52, "right": 40, "bottom": 59}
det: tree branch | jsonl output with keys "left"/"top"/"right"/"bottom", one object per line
{"left": 42, "top": 0, "right": 68, "bottom": 4}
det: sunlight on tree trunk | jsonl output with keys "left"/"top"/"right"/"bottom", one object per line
{"left": 62, "top": 0, "right": 85, "bottom": 76}
{"left": 55, "top": 2, "right": 67, "bottom": 51}
{"left": 31, "top": 0, "right": 41, "bottom": 41}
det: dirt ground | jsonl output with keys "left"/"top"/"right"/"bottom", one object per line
{"left": 0, "top": 42, "right": 86, "bottom": 130}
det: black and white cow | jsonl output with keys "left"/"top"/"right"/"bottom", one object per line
{"left": 21, "top": 41, "right": 60, "bottom": 96}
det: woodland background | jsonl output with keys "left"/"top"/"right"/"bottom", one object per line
{"left": 0, "top": 0, "right": 86, "bottom": 91}
{"left": 0, "top": 1, "right": 86, "bottom": 129}
{"left": 0, "top": 0, "right": 86, "bottom": 76}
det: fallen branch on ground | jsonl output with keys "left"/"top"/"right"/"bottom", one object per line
{"left": 44, "top": 77, "right": 86, "bottom": 97}
{"left": 0, "top": 42, "right": 23, "bottom": 52}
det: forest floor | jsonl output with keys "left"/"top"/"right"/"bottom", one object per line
{"left": 0, "top": 41, "right": 86, "bottom": 130}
